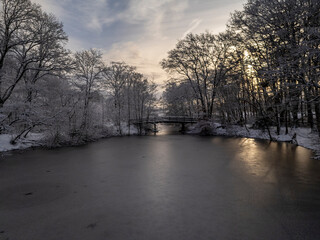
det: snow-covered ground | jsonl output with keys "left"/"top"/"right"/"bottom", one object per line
{"left": 188, "top": 122, "right": 320, "bottom": 158}
{"left": 1, "top": 122, "right": 319, "bottom": 158}
{"left": 0, "top": 123, "right": 140, "bottom": 153}
{"left": 0, "top": 133, "right": 44, "bottom": 152}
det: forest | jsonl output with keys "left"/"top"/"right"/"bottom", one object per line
{"left": 162, "top": 0, "right": 320, "bottom": 142}
{"left": 0, "top": 0, "right": 156, "bottom": 147}
{"left": 0, "top": 0, "right": 320, "bottom": 149}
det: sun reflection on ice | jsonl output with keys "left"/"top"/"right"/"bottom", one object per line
{"left": 236, "top": 138, "right": 275, "bottom": 179}
{"left": 235, "top": 138, "right": 314, "bottom": 184}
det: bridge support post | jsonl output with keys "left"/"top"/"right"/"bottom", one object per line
{"left": 181, "top": 123, "right": 186, "bottom": 133}
{"left": 138, "top": 123, "right": 143, "bottom": 135}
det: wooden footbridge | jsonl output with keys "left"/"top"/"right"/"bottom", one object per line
{"left": 131, "top": 116, "right": 198, "bottom": 124}
{"left": 130, "top": 116, "right": 199, "bottom": 132}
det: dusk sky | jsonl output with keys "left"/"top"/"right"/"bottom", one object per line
{"left": 33, "top": 0, "right": 246, "bottom": 85}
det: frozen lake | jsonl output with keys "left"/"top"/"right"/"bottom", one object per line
{"left": 1, "top": 134, "right": 320, "bottom": 240}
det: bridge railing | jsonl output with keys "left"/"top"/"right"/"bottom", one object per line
{"left": 130, "top": 116, "right": 199, "bottom": 124}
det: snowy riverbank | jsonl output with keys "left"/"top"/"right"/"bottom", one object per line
{"left": 188, "top": 122, "right": 320, "bottom": 158}
{"left": 0, "top": 124, "right": 139, "bottom": 153}
{"left": 1, "top": 122, "right": 319, "bottom": 159}
{"left": 0, "top": 133, "right": 45, "bottom": 152}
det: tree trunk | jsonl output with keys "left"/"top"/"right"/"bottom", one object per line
{"left": 314, "top": 100, "right": 320, "bottom": 137}
{"left": 305, "top": 87, "right": 314, "bottom": 129}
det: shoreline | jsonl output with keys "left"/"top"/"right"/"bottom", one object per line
{"left": 187, "top": 122, "right": 320, "bottom": 158}
{"left": 1, "top": 124, "right": 319, "bottom": 159}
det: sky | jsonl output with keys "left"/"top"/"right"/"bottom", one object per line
{"left": 33, "top": 0, "right": 246, "bottom": 85}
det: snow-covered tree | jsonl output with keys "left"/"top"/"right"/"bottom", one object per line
{"left": 161, "top": 32, "right": 234, "bottom": 118}
{"left": 73, "top": 48, "right": 104, "bottom": 137}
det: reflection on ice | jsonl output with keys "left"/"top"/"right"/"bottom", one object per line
{"left": 235, "top": 138, "right": 314, "bottom": 184}
{"left": 1, "top": 135, "right": 320, "bottom": 240}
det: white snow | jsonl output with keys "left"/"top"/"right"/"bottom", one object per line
{"left": 188, "top": 122, "right": 320, "bottom": 158}
{"left": 1, "top": 122, "right": 319, "bottom": 159}
{"left": 0, "top": 123, "right": 140, "bottom": 153}
{"left": 0, "top": 133, "right": 44, "bottom": 152}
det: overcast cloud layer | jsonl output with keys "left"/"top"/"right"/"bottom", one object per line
{"left": 33, "top": 0, "right": 245, "bottom": 85}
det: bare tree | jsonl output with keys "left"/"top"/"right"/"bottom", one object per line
{"left": 73, "top": 49, "right": 104, "bottom": 137}
{"left": 102, "top": 62, "right": 134, "bottom": 134}
{"left": 0, "top": 0, "right": 40, "bottom": 107}
{"left": 161, "top": 32, "right": 234, "bottom": 119}
{"left": 24, "top": 11, "right": 70, "bottom": 103}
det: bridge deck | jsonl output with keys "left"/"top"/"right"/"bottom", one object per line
{"left": 130, "top": 117, "right": 198, "bottom": 124}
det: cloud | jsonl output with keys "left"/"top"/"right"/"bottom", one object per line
{"left": 182, "top": 18, "right": 203, "bottom": 38}
{"left": 74, "top": 0, "right": 109, "bottom": 32}
{"left": 123, "top": 0, "right": 189, "bottom": 38}
{"left": 104, "top": 42, "right": 141, "bottom": 63}
{"left": 86, "top": 16, "right": 103, "bottom": 32}
{"left": 67, "top": 36, "right": 87, "bottom": 51}
{"left": 103, "top": 41, "right": 168, "bottom": 84}
{"left": 32, "top": 0, "right": 67, "bottom": 18}
{"left": 34, "top": 0, "right": 189, "bottom": 38}
{"left": 32, "top": 0, "right": 246, "bottom": 86}
{"left": 34, "top": 0, "right": 111, "bottom": 33}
